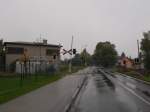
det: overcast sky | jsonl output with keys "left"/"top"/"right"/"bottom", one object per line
{"left": 0, "top": 0, "right": 150, "bottom": 58}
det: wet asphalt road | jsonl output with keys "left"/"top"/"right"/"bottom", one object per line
{"left": 70, "top": 67, "right": 150, "bottom": 112}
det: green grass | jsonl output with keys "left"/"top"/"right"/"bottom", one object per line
{"left": 0, "top": 75, "right": 61, "bottom": 104}
{"left": 115, "top": 67, "right": 150, "bottom": 83}
{"left": 143, "top": 76, "right": 150, "bottom": 82}
{"left": 0, "top": 65, "right": 85, "bottom": 104}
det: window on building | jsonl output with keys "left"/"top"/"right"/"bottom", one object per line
{"left": 53, "top": 55, "right": 56, "bottom": 60}
{"left": 46, "top": 49, "right": 59, "bottom": 55}
{"left": 7, "top": 47, "right": 24, "bottom": 54}
{"left": 123, "top": 60, "right": 126, "bottom": 65}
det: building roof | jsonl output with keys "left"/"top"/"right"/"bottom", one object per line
{"left": 4, "top": 41, "right": 62, "bottom": 48}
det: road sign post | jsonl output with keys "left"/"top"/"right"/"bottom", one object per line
{"left": 61, "top": 36, "right": 76, "bottom": 73}
{"left": 69, "top": 36, "right": 74, "bottom": 73}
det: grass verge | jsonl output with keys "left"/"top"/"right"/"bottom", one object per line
{"left": 0, "top": 65, "right": 85, "bottom": 104}
{"left": 114, "top": 68, "right": 150, "bottom": 83}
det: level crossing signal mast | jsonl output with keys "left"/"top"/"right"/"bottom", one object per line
{"left": 62, "top": 49, "right": 76, "bottom": 55}
{"left": 61, "top": 36, "right": 76, "bottom": 72}
{"left": 61, "top": 48, "right": 76, "bottom": 72}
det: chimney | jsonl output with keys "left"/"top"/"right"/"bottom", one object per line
{"left": 43, "top": 39, "right": 47, "bottom": 45}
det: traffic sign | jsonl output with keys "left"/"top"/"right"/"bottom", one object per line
{"left": 62, "top": 49, "right": 72, "bottom": 55}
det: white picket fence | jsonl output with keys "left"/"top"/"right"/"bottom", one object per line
{"left": 15, "top": 61, "right": 59, "bottom": 74}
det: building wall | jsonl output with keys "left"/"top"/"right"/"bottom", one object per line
{"left": 0, "top": 42, "right": 5, "bottom": 71}
{"left": 118, "top": 57, "right": 134, "bottom": 69}
{"left": 5, "top": 44, "right": 60, "bottom": 71}
{"left": 0, "top": 56, "right": 4, "bottom": 71}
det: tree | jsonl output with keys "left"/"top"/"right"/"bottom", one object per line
{"left": 80, "top": 49, "right": 91, "bottom": 66}
{"left": 0, "top": 39, "right": 5, "bottom": 71}
{"left": 0, "top": 39, "right": 3, "bottom": 56}
{"left": 72, "top": 49, "right": 92, "bottom": 66}
{"left": 72, "top": 53, "right": 82, "bottom": 66}
{"left": 141, "top": 31, "right": 150, "bottom": 70}
{"left": 93, "top": 41, "right": 118, "bottom": 67}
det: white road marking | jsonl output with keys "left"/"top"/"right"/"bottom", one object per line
{"left": 126, "top": 82, "right": 136, "bottom": 89}
{"left": 118, "top": 73, "right": 150, "bottom": 85}
{"left": 118, "top": 82, "right": 150, "bottom": 106}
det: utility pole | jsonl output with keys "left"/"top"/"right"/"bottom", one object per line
{"left": 69, "top": 36, "right": 74, "bottom": 73}
{"left": 81, "top": 45, "right": 88, "bottom": 66}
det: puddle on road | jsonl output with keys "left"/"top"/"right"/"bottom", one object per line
{"left": 102, "top": 74, "right": 115, "bottom": 90}
{"left": 142, "top": 91, "right": 150, "bottom": 98}
{"left": 93, "top": 74, "right": 115, "bottom": 91}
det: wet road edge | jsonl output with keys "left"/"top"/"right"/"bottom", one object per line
{"left": 64, "top": 76, "right": 88, "bottom": 112}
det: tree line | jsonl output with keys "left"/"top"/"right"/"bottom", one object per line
{"left": 72, "top": 30, "right": 150, "bottom": 71}
{"left": 71, "top": 41, "right": 118, "bottom": 67}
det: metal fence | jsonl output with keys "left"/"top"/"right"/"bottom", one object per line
{"left": 15, "top": 61, "right": 59, "bottom": 74}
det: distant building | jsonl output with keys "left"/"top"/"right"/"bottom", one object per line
{"left": 3, "top": 40, "right": 62, "bottom": 72}
{"left": 117, "top": 53, "right": 134, "bottom": 69}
